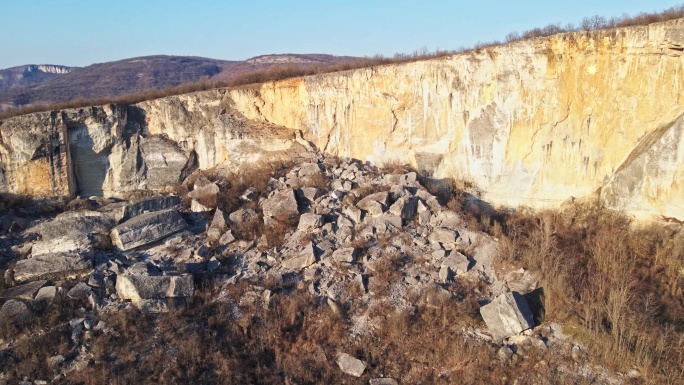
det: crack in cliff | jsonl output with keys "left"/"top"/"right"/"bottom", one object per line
{"left": 390, "top": 109, "right": 399, "bottom": 134}
{"left": 521, "top": 103, "right": 571, "bottom": 163}
{"left": 522, "top": 125, "right": 544, "bottom": 162}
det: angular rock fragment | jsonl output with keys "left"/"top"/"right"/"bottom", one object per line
{"left": 332, "top": 247, "right": 357, "bottom": 263}
{"left": 359, "top": 200, "right": 384, "bottom": 216}
{"left": 188, "top": 181, "right": 219, "bottom": 208}
{"left": 431, "top": 210, "right": 464, "bottom": 229}
{"left": 399, "top": 171, "right": 418, "bottom": 185}
{"left": 298, "top": 162, "right": 323, "bottom": 177}
{"left": 342, "top": 206, "right": 363, "bottom": 224}
{"left": 207, "top": 209, "right": 228, "bottom": 241}
{"left": 229, "top": 208, "right": 259, "bottom": 227}
{"left": 296, "top": 187, "right": 322, "bottom": 203}
{"left": 389, "top": 196, "right": 418, "bottom": 220}
{"left": 67, "top": 282, "right": 92, "bottom": 300}
{"left": 359, "top": 191, "right": 390, "bottom": 206}
{"left": 298, "top": 213, "right": 324, "bottom": 232}
{"left": 190, "top": 199, "right": 212, "bottom": 212}
{"left": 263, "top": 189, "right": 299, "bottom": 221}
{"left": 219, "top": 230, "right": 236, "bottom": 245}
{"left": 12, "top": 253, "right": 92, "bottom": 283}
{"left": 480, "top": 292, "right": 535, "bottom": 340}
{"left": 439, "top": 251, "right": 470, "bottom": 281}
{"left": 336, "top": 353, "right": 366, "bottom": 377}
{"left": 28, "top": 215, "right": 115, "bottom": 256}
{"left": 47, "top": 355, "right": 65, "bottom": 369}
{"left": 110, "top": 209, "right": 188, "bottom": 251}
{"left": 429, "top": 228, "right": 458, "bottom": 245}
{"left": 282, "top": 243, "right": 317, "bottom": 270}
{"left": 34, "top": 286, "right": 57, "bottom": 308}
{"left": 240, "top": 187, "right": 258, "bottom": 202}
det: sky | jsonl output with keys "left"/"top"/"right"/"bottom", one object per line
{"left": 1, "top": 0, "right": 683, "bottom": 69}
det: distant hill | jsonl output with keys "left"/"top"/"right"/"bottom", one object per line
{"left": 0, "top": 64, "right": 73, "bottom": 92}
{"left": 0, "top": 54, "right": 358, "bottom": 111}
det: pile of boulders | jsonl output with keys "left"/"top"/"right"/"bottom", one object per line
{"left": 3, "top": 194, "right": 198, "bottom": 319}
{"left": 0, "top": 153, "right": 552, "bottom": 381}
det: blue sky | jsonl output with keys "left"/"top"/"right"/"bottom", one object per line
{"left": 0, "top": 0, "right": 682, "bottom": 68}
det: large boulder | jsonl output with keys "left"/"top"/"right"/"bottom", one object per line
{"left": 480, "top": 292, "right": 535, "bottom": 340}
{"left": 116, "top": 273, "right": 194, "bottom": 303}
{"left": 263, "top": 190, "right": 299, "bottom": 221}
{"left": 110, "top": 209, "right": 188, "bottom": 251}
{"left": 27, "top": 214, "right": 115, "bottom": 256}
{"left": 110, "top": 195, "right": 181, "bottom": 223}
{"left": 104, "top": 135, "right": 193, "bottom": 195}
{"left": 12, "top": 253, "right": 92, "bottom": 284}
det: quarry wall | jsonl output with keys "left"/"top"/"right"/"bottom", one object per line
{"left": 2, "top": 19, "right": 684, "bottom": 220}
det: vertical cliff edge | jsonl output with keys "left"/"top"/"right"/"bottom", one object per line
{"left": 2, "top": 19, "right": 684, "bottom": 220}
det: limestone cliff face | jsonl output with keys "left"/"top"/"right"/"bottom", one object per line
{"left": 0, "top": 93, "right": 304, "bottom": 199}
{"left": 227, "top": 19, "right": 684, "bottom": 219}
{"left": 2, "top": 19, "right": 684, "bottom": 220}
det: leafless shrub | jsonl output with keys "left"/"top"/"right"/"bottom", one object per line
{"left": 494, "top": 202, "right": 684, "bottom": 382}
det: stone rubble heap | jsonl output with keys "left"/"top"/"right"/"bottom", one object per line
{"left": 0, "top": 153, "right": 574, "bottom": 382}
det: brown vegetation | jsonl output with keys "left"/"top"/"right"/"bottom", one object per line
{"left": 478, "top": 202, "right": 684, "bottom": 384}
{"left": 10, "top": 277, "right": 592, "bottom": 385}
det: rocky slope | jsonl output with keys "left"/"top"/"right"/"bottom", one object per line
{"left": 0, "top": 155, "right": 626, "bottom": 384}
{"left": 2, "top": 19, "right": 684, "bottom": 221}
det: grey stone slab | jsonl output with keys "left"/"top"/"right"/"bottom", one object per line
{"left": 117, "top": 195, "right": 181, "bottom": 222}
{"left": 111, "top": 209, "right": 188, "bottom": 251}
{"left": 480, "top": 292, "right": 535, "bottom": 341}
{"left": 13, "top": 253, "right": 92, "bottom": 284}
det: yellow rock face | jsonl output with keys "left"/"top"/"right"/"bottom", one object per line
{"left": 2, "top": 20, "right": 684, "bottom": 220}
{"left": 227, "top": 20, "right": 684, "bottom": 220}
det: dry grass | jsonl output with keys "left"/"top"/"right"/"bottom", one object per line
{"left": 490, "top": 203, "right": 684, "bottom": 384}
{"left": 52, "top": 277, "right": 592, "bottom": 385}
